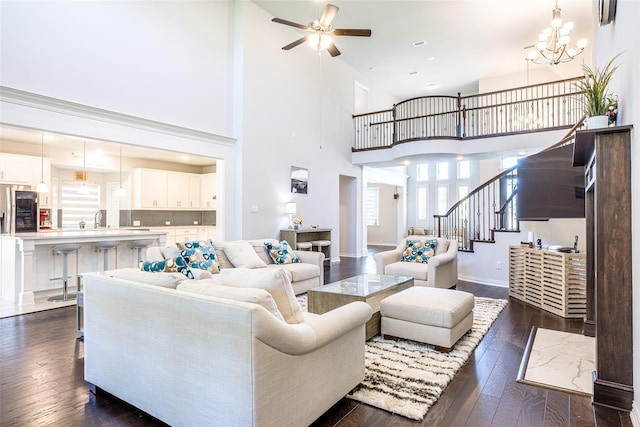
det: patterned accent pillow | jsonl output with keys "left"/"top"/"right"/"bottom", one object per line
{"left": 401, "top": 239, "right": 437, "bottom": 263}
{"left": 176, "top": 240, "right": 221, "bottom": 274}
{"left": 141, "top": 256, "right": 194, "bottom": 279}
{"left": 264, "top": 240, "right": 300, "bottom": 264}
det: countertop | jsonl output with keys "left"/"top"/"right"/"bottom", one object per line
{"left": 1, "top": 228, "right": 168, "bottom": 244}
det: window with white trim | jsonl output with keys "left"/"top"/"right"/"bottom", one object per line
{"left": 457, "top": 160, "right": 470, "bottom": 179}
{"left": 417, "top": 186, "right": 428, "bottom": 220}
{"left": 417, "top": 163, "right": 428, "bottom": 181}
{"left": 436, "top": 162, "right": 449, "bottom": 180}
{"left": 60, "top": 181, "right": 101, "bottom": 229}
{"left": 437, "top": 185, "right": 448, "bottom": 214}
{"left": 365, "top": 187, "right": 379, "bottom": 226}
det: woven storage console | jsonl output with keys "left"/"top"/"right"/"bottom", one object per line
{"left": 509, "top": 246, "right": 586, "bottom": 318}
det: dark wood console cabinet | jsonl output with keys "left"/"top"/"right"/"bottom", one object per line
{"left": 573, "top": 125, "right": 633, "bottom": 412}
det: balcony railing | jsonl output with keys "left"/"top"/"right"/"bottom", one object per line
{"left": 353, "top": 77, "right": 585, "bottom": 151}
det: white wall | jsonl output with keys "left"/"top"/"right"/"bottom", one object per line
{"left": 366, "top": 183, "right": 398, "bottom": 246}
{"left": 0, "top": 1, "right": 234, "bottom": 137}
{"left": 590, "top": 0, "right": 640, "bottom": 422}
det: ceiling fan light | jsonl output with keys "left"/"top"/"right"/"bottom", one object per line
{"left": 307, "top": 33, "right": 320, "bottom": 49}
{"left": 319, "top": 34, "right": 332, "bottom": 50}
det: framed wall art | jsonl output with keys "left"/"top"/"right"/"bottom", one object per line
{"left": 291, "top": 166, "right": 308, "bottom": 194}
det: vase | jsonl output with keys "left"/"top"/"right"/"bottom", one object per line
{"left": 586, "top": 115, "right": 608, "bottom": 129}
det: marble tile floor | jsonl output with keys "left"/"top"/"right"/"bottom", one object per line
{"left": 0, "top": 296, "right": 76, "bottom": 319}
{"left": 518, "top": 326, "right": 595, "bottom": 396}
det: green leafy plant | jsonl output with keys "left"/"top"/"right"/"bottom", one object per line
{"left": 575, "top": 54, "right": 621, "bottom": 117}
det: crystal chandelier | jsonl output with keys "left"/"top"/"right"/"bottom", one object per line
{"left": 526, "top": 1, "right": 587, "bottom": 65}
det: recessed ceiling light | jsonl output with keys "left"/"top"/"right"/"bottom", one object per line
{"left": 456, "top": 155, "right": 464, "bottom": 160}
{"left": 413, "top": 40, "right": 427, "bottom": 47}
{"left": 427, "top": 83, "right": 439, "bottom": 90}
{"left": 409, "top": 71, "right": 418, "bottom": 76}
{"left": 426, "top": 56, "right": 435, "bottom": 61}
{"left": 518, "top": 151, "right": 526, "bottom": 156}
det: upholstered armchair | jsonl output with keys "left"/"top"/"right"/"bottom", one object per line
{"left": 374, "top": 238, "right": 458, "bottom": 288}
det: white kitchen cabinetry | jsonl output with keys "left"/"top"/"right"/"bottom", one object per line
{"left": 134, "top": 169, "right": 201, "bottom": 210}
{"left": 0, "top": 154, "right": 33, "bottom": 184}
{"left": 201, "top": 173, "right": 217, "bottom": 210}
{"left": 133, "top": 169, "right": 168, "bottom": 209}
{"left": 198, "top": 226, "right": 216, "bottom": 241}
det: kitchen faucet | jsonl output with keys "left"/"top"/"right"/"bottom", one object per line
{"left": 94, "top": 210, "right": 103, "bottom": 229}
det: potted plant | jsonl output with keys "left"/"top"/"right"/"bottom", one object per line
{"left": 575, "top": 54, "right": 621, "bottom": 129}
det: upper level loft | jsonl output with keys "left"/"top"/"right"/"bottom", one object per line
{"left": 352, "top": 77, "right": 586, "bottom": 164}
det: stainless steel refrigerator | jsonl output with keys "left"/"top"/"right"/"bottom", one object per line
{"left": 0, "top": 185, "right": 38, "bottom": 234}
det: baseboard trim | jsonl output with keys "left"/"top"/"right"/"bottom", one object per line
{"left": 631, "top": 401, "right": 640, "bottom": 427}
{"left": 458, "top": 274, "right": 508, "bottom": 288}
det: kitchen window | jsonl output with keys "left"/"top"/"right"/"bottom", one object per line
{"left": 60, "top": 181, "right": 101, "bottom": 229}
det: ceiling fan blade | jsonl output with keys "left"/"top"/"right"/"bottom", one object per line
{"left": 333, "top": 29, "right": 372, "bottom": 37}
{"left": 326, "top": 42, "right": 341, "bottom": 57}
{"left": 319, "top": 4, "right": 339, "bottom": 27}
{"left": 272, "top": 17, "right": 309, "bottom": 31}
{"left": 282, "top": 36, "right": 309, "bottom": 50}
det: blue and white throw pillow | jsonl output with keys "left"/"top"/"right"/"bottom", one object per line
{"left": 176, "top": 239, "right": 221, "bottom": 274}
{"left": 141, "top": 256, "right": 194, "bottom": 279}
{"left": 264, "top": 240, "right": 300, "bottom": 265}
{"left": 401, "top": 239, "right": 438, "bottom": 263}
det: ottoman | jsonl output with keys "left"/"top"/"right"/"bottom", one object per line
{"left": 380, "top": 287, "right": 474, "bottom": 351}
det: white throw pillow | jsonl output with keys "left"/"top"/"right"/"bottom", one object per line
{"left": 221, "top": 268, "right": 305, "bottom": 324}
{"left": 223, "top": 242, "right": 267, "bottom": 269}
{"left": 177, "top": 280, "right": 284, "bottom": 321}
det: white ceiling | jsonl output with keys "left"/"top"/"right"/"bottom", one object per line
{"left": 254, "top": 0, "right": 594, "bottom": 99}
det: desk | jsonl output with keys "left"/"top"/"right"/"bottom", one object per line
{"left": 281, "top": 228, "right": 331, "bottom": 266}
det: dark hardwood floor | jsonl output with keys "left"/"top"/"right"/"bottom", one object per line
{"left": 0, "top": 249, "right": 631, "bottom": 426}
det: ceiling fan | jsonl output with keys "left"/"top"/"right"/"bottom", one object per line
{"left": 272, "top": 4, "right": 371, "bottom": 57}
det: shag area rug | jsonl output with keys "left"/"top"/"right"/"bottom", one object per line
{"left": 297, "top": 294, "right": 507, "bottom": 421}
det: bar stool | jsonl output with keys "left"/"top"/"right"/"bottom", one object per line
{"left": 130, "top": 239, "right": 153, "bottom": 267}
{"left": 311, "top": 240, "right": 331, "bottom": 266}
{"left": 95, "top": 241, "right": 118, "bottom": 271}
{"left": 49, "top": 243, "right": 82, "bottom": 302}
{"left": 296, "top": 242, "right": 313, "bottom": 251}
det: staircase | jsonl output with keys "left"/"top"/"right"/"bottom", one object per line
{"left": 433, "top": 117, "right": 585, "bottom": 252}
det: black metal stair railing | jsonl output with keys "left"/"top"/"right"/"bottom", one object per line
{"left": 433, "top": 118, "right": 585, "bottom": 251}
{"left": 353, "top": 77, "right": 584, "bottom": 151}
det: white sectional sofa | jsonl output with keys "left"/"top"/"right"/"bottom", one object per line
{"left": 83, "top": 268, "right": 372, "bottom": 427}
{"left": 147, "top": 237, "right": 324, "bottom": 295}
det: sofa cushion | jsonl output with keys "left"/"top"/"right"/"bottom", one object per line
{"left": 266, "top": 263, "right": 320, "bottom": 283}
{"left": 435, "top": 238, "right": 449, "bottom": 256}
{"left": 223, "top": 242, "right": 268, "bottom": 269}
{"left": 410, "top": 226, "right": 427, "bottom": 235}
{"left": 112, "top": 269, "right": 187, "bottom": 288}
{"left": 249, "top": 239, "right": 277, "bottom": 265}
{"left": 176, "top": 280, "right": 284, "bottom": 321}
{"left": 140, "top": 256, "right": 194, "bottom": 279}
{"left": 264, "top": 240, "right": 300, "bottom": 265}
{"left": 176, "top": 240, "right": 221, "bottom": 274}
{"left": 401, "top": 239, "right": 437, "bottom": 263}
{"left": 384, "top": 261, "right": 429, "bottom": 281}
{"left": 221, "top": 268, "right": 305, "bottom": 324}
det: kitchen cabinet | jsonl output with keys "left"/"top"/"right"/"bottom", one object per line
{"left": 0, "top": 154, "right": 33, "bottom": 184}
{"left": 133, "top": 169, "right": 168, "bottom": 208}
{"left": 201, "top": 173, "right": 217, "bottom": 210}
{"left": 134, "top": 169, "right": 202, "bottom": 210}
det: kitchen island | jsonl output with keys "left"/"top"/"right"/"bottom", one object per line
{"left": 0, "top": 228, "right": 167, "bottom": 306}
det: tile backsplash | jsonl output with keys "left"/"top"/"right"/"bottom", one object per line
{"left": 120, "top": 210, "right": 216, "bottom": 227}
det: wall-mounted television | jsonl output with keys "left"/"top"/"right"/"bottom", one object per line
{"left": 517, "top": 144, "right": 585, "bottom": 221}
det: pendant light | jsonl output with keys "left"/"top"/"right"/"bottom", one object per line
{"left": 79, "top": 140, "right": 89, "bottom": 194}
{"left": 116, "top": 145, "right": 125, "bottom": 197}
{"left": 36, "top": 135, "right": 49, "bottom": 193}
